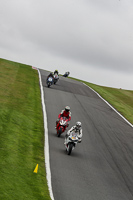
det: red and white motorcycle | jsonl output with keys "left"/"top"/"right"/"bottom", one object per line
{"left": 56, "top": 117, "right": 69, "bottom": 137}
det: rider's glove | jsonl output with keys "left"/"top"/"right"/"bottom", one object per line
{"left": 78, "top": 138, "right": 82, "bottom": 143}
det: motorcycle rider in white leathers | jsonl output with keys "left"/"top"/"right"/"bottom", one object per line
{"left": 64, "top": 121, "right": 82, "bottom": 144}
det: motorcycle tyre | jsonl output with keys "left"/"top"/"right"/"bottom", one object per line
{"left": 54, "top": 80, "right": 57, "bottom": 84}
{"left": 57, "top": 127, "right": 63, "bottom": 137}
{"left": 47, "top": 83, "right": 51, "bottom": 88}
{"left": 67, "top": 143, "right": 73, "bottom": 155}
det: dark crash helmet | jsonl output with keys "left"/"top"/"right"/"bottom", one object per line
{"left": 65, "top": 106, "right": 70, "bottom": 112}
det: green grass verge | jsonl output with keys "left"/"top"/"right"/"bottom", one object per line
{"left": 0, "top": 58, "right": 51, "bottom": 200}
{"left": 69, "top": 76, "right": 133, "bottom": 125}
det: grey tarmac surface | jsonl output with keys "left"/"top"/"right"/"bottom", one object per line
{"left": 40, "top": 69, "right": 133, "bottom": 200}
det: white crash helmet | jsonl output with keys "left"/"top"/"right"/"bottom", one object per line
{"left": 65, "top": 106, "right": 70, "bottom": 112}
{"left": 76, "top": 121, "right": 82, "bottom": 129}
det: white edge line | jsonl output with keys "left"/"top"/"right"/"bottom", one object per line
{"left": 83, "top": 83, "right": 133, "bottom": 128}
{"left": 38, "top": 69, "right": 55, "bottom": 200}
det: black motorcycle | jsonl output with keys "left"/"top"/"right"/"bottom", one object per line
{"left": 63, "top": 72, "right": 70, "bottom": 77}
{"left": 46, "top": 77, "right": 53, "bottom": 87}
{"left": 53, "top": 74, "right": 59, "bottom": 84}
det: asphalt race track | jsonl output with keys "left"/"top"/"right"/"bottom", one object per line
{"left": 40, "top": 69, "right": 133, "bottom": 200}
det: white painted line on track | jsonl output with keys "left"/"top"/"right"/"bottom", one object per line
{"left": 38, "top": 69, "right": 55, "bottom": 200}
{"left": 83, "top": 83, "right": 133, "bottom": 128}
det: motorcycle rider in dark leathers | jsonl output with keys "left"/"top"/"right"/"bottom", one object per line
{"left": 54, "top": 70, "right": 59, "bottom": 75}
{"left": 47, "top": 72, "right": 54, "bottom": 80}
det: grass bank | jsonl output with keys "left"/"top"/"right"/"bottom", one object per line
{"left": 0, "top": 58, "right": 51, "bottom": 200}
{"left": 69, "top": 77, "right": 133, "bottom": 125}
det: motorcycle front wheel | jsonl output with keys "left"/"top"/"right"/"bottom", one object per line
{"left": 57, "top": 127, "right": 63, "bottom": 137}
{"left": 67, "top": 143, "right": 73, "bottom": 155}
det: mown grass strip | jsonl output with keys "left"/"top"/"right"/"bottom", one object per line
{"left": 68, "top": 77, "right": 133, "bottom": 125}
{"left": 0, "top": 58, "right": 51, "bottom": 200}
